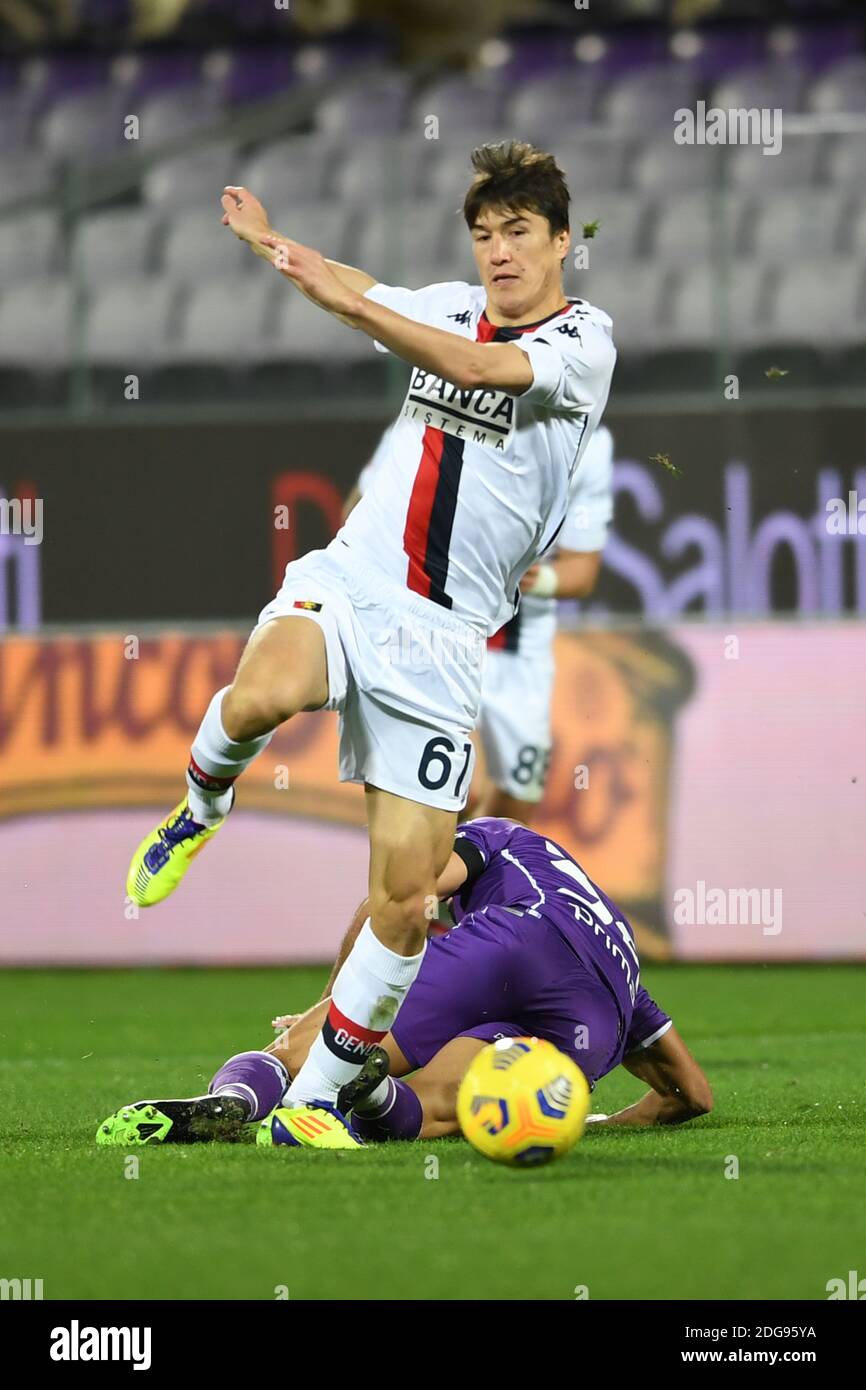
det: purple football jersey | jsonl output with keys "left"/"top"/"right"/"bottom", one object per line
{"left": 452, "top": 818, "right": 647, "bottom": 1027}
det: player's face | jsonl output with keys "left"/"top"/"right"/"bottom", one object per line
{"left": 470, "top": 206, "right": 569, "bottom": 321}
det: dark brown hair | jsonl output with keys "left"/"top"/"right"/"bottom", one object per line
{"left": 462, "top": 140, "right": 571, "bottom": 237}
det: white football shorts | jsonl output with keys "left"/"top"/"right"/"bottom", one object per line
{"left": 477, "top": 646, "right": 555, "bottom": 803}
{"left": 253, "top": 538, "right": 484, "bottom": 811}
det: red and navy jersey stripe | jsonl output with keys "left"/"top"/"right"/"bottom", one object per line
{"left": 401, "top": 299, "right": 575, "bottom": 608}
{"left": 487, "top": 606, "right": 522, "bottom": 652}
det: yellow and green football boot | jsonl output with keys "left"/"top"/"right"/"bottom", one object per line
{"left": 126, "top": 795, "right": 230, "bottom": 907}
{"left": 256, "top": 1101, "right": 363, "bottom": 1150}
{"left": 96, "top": 1095, "right": 248, "bottom": 1146}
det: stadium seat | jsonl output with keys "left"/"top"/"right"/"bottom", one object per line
{"left": 110, "top": 49, "right": 203, "bottom": 106}
{"left": 647, "top": 190, "right": 748, "bottom": 263}
{"left": 161, "top": 278, "right": 274, "bottom": 364}
{"left": 827, "top": 134, "right": 866, "bottom": 191}
{"left": 709, "top": 63, "right": 808, "bottom": 115}
{"left": 0, "top": 277, "right": 73, "bottom": 366}
{"left": 569, "top": 191, "right": 647, "bottom": 267}
{"left": 240, "top": 135, "right": 337, "bottom": 210}
{"left": 84, "top": 277, "right": 175, "bottom": 365}
{"left": 0, "top": 91, "right": 37, "bottom": 154}
{"left": 314, "top": 73, "right": 412, "bottom": 138}
{"left": 266, "top": 291, "right": 373, "bottom": 364}
{"left": 0, "top": 150, "right": 54, "bottom": 201}
{"left": 409, "top": 74, "right": 507, "bottom": 141}
{"left": 254, "top": 286, "right": 385, "bottom": 403}
{"left": 767, "top": 260, "right": 865, "bottom": 346}
{"left": 142, "top": 142, "right": 241, "bottom": 208}
{"left": 160, "top": 208, "right": 249, "bottom": 283}
{"left": 663, "top": 263, "right": 771, "bottom": 349}
{"left": 846, "top": 200, "right": 866, "bottom": 258}
{"left": 0, "top": 211, "right": 60, "bottom": 281}
{"left": 356, "top": 203, "right": 453, "bottom": 284}
{"left": 630, "top": 140, "right": 720, "bottom": 193}
{"left": 744, "top": 189, "right": 846, "bottom": 261}
{"left": 332, "top": 135, "right": 428, "bottom": 205}
{"left": 137, "top": 89, "right": 223, "bottom": 150}
{"left": 578, "top": 265, "right": 663, "bottom": 354}
{"left": 809, "top": 57, "right": 866, "bottom": 115}
{"left": 38, "top": 89, "right": 127, "bottom": 162}
{"left": 600, "top": 64, "right": 700, "bottom": 127}
{"left": 738, "top": 258, "right": 866, "bottom": 388}
{"left": 269, "top": 201, "right": 352, "bottom": 263}
{"left": 725, "top": 133, "right": 821, "bottom": 190}
{"left": 74, "top": 207, "right": 157, "bottom": 286}
{"left": 556, "top": 135, "right": 631, "bottom": 192}
{"left": 201, "top": 47, "right": 295, "bottom": 107}
{"left": 507, "top": 72, "right": 601, "bottom": 140}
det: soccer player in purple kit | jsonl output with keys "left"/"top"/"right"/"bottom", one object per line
{"left": 97, "top": 818, "right": 711, "bottom": 1148}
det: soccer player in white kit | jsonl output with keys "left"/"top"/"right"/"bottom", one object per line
{"left": 125, "top": 141, "right": 616, "bottom": 1145}
{"left": 348, "top": 423, "right": 614, "bottom": 824}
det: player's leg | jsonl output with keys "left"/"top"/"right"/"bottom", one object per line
{"left": 126, "top": 614, "right": 330, "bottom": 906}
{"left": 403, "top": 1037, "right": 486, "bottom": 1138}
{"left": 285, "top": 786, "right": 456, "bottom": 1106}
{"left": 470, "top": 649, "right": 553, "bottom": 827}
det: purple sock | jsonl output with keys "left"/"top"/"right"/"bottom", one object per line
{"left": 350, "top": 1078, "right": 422, "bottom": 1142}
{"left": 208, "top": 1051, "right": 287, "bottom": 1122}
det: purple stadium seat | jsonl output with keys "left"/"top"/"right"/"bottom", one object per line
{"left": 203, "top": 48, "right": 296, "bottom": 106}
{"left": 241, "top": 134, "right": 338, "bottom": 209}
{"left": 411, "top": 75, "right": 507, "bottom": 141}
{"left": 314, "top": 73, "right": 412, "bottom": 137}
{"left": 710, "top": 62, "right": 808, "bottom": 114}
{"left": 38, "top": 90, "right": 128, "bottom": 162}
{"left": 19, "top": 54, "right": 109, "bottom": 111}
{"left": 137, "top": 89, "right": 223, "bottom": 150}
{"left": 766, "top": 21, "right": 865, "bottom": 73}
{"left": 508, "top": 72, "right": 602, "bottom": 141}
{"left": 600, "top": 64, "right": 701, "bottom": 127}
{"left": 110, "top": 51, "right": 203, "bottom": 105}
{"left": 667, "top": 25, "right": 766, "bottom": 81}
{"left": 333, "top": 134, "right": 428, "bottom": 203}
{"left": 809, "top": 56, "right": 866, "bottom": 115}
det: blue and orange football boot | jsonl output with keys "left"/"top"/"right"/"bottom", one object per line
{"left": 126, "top": 794, "right": 232, "bottom": 907}
{"left": 256, "top": 1099, "right": 363, "bottom": 1150}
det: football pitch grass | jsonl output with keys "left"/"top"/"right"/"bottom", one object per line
{"left": 1, "top": 964, "right": 863, "bottom": 1302}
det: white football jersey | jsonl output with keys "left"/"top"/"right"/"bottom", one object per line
{"left": 336, "top": 280, "right": 616, "bottom": 636}
{"left": 488, "top": 423, "right": 614, "bottom": 660}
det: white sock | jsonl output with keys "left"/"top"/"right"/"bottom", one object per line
{"left": 187, "top": 686, "right": 274, "bottom": 826}
{"left": 287, "top": 920, "right": 425, "bottom": 1104}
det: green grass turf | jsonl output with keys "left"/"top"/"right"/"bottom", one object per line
{"left": 1, "top": 964, "right": 863, "bottom": 1301}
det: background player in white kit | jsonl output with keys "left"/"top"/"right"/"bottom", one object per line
{"left": 125, "top": 141, "right": 616, "bottom": 1145}
{"left": 345, "top": 423, "right": 614, "bottom": 824}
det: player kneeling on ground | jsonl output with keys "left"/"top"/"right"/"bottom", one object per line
{"left": 97, "top": 819, "right": 711, "bottom": 1149}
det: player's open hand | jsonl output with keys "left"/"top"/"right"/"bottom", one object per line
{"left": 272, "top": 1014, "right": 300, "bottom": 1032}
{"left": 221, "top": 185, "right": 271, "bottom": 245}
{"left": 260, "top": 233, "right": 359, "bottom": 321}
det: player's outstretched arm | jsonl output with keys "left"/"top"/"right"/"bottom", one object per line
{"left": 520, "top": 548, "right": 603, "bottom": 600}
{"left": 591, "top": 1025, "right": 713, "bottom": 1128}
{"left": 259, "top": 231, "right": 534, "bottom": 392}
